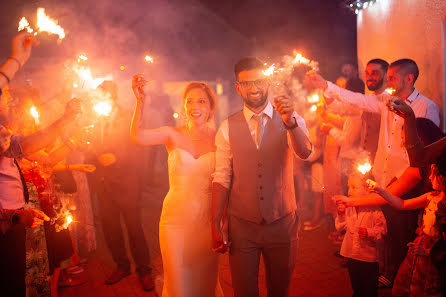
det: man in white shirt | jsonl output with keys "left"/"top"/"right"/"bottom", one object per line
{"left": 306, "top": 58, "right": 439, "bottom": 188}
{"left": 212, "top": 57, "right": 312, "bottom": 297}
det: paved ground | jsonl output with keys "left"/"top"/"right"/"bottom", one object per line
{"left": 60, "top": 196, "right": 394, "bottom": 297}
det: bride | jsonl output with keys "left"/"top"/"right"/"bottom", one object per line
{"left": 131, "top": 74, "right": 223, "bottom": 297}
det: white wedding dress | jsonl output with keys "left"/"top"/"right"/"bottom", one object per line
{"left": 159, "top": 148, "right": 223, "bottom": 297}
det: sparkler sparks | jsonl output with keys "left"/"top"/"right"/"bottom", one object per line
{"left": 292, "top": 51, "right": 319, "bottom": 71}
{"left": 263, "top": 64, "right": 276, "bottom": 76}
{"left": 30, "top": 106, "right": 40, "bottom": 124}
{"left": 36, "top": 8, "right": 66, "bottom": 40}
{"left": 18, "top": 17, "right": 34, "bottom": 34}
{"left": 77, "top": 54, "right": 88, "bottom": 63}
{"left": 357, "top": 162, "right": 372, "bottom": 175}
{"left": 385, "top": 88, "right": 395, "bottom": 95}
{"left": 310, "top": 104, "right": 317, "bottom": 112}
{"left": 307, "top": 93, "right": 320, "bottom": 104}
{"left": 144, "top": 55, "right": 154, "bottom": 63}
{"left": 93, "top": 101, "right": 112, "bottom": 117}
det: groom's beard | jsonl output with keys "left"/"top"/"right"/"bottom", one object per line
{"left": 242, "top": 89, "right": 269, "bottom": 109}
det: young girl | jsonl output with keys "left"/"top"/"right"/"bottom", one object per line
{"left": 369, "top": 153, "right": 446, "bottom": 297}
{"left": 336, "top": 173, "right": 387, "bottom": 297}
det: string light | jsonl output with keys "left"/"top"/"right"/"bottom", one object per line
{"left": 344, "top": 0, "right": 378, "bottom": 14}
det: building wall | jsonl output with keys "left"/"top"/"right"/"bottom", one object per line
{"left": 357, "top": 0, "right": 446, "bottom": 120}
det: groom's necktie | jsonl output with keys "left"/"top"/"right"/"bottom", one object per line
{"left": 252, "top": 114, "right": 265, "bottom": 148}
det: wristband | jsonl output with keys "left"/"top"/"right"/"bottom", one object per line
{"left": 0, "top": 71, "right": 10, "bottom": 84}
{"left": 8, "top": 57, "right": 22, "bottom": 69}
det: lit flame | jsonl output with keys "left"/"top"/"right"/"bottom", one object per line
{"left": 310, "top": 105, "right": 317, "bottom": 112}
{"left": 307, "top": 93, "right": 320, "bottom": 104}
{"left": 357, "top": 162, "right": 372, "bottom": 175}
{"left": 77, "top": 54, "right": 88, "bottom": 63}
{"left": 66, "top": 215, "right": 73, "bottom": 226}
{"left": 73, "top": 65, "right": 111, "bottom": 89}
{"left": 292, "top": 51, "right": 318, "bottom": 70}
{"left": 93, "top": 101, "right": 112, "bottom": 117}
{"left": 144, "top": 55, "right": 154, "bottom": 63}
{"left": 36, "top": 8, "right": 65, "bottom": 40}
{"left": 385, "top": 88, "right": 395, "bottom": 95}
{"left": 18, "top": 17, "right": 34, "bottom": 33}
{"left": 263, "top": 64, "right": 276, "bottom": 76}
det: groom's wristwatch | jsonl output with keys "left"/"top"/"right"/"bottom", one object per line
{"left": 284, "top": 117, "right": 298, "bottom": 130}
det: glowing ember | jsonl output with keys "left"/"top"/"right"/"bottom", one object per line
{"left": 385, "top": 88, "right": 395, "bottom": 95}
{"left": 77, "top": 54, "right": 88, "bottom": 62}
{"left": 18, "top": 17, "right": 34, "bottom": 33}
{"left": 357, "top": 162, "right": 372, "bottom": 175}
{"left": 307, "top": 93, "right": 320, "bottom": 104}
{"left": 144, "top": 55, "right": 154, "bottom": 63}
{"left": 93, "top": 101, "right": 112, "bottom": 116}
{"left": 66, "top": 215, "right": 73, "bottom": 226}
{"left": 263, "top": 64, "right": 276, "bottom": 76}
{"left": 36, "top": 8, "right": 65, "bottom": 40}
{"left": 310, "top": 105, "right": 317, "bottom": 112}
{"left": 30, "top": 106, "right": 40, "bottom": 124}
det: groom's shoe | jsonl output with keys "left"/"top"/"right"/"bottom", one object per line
{"left": 105, "top": 269, "right": 131, "bottom": 285}
{"left": 139, "top": 273, "right": 155, "bottom": 291}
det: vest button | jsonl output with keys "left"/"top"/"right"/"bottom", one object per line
{"left": 260, "top": 197, "right": 264, "bottom": 200}
{"left": 258, "top": 174, "right": 262, "bottom": 178}
{"left": 258, "top": 162, "right": 262, "bottom": 167}
{"left": 259, "top": 186, "right": 263, "bottom": 190}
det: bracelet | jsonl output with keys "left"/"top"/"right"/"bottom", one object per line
{"left": 284, "top": 118, "right": 298, "bottom": 130}
{"left": 0, "top": 71, "right": 10, "bottom": 84}
{"left": 8, "top": 56, "right": 22, "bottom": 69}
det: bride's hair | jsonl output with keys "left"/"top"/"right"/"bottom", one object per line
{"left": 183, "top": 82, "right": 218, "bottom": 124}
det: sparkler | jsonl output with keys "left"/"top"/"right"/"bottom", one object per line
{"left": 36, "top": 8, "right": 65, "bottom": 40}
{"left": 310, "top": 104, "right": 317, "bottom": 112}
{"left": 292, "top": 51, "right": 319, "bottom": 71}
{"left": 93, "top": 101, "right": 112, "bottom": 117}
{"left": 263, "top": 64, "right": 276, "bottom": 76}
{"left": 144, "top": 55, "right": 154, "bottom": 63}
{"left": 30, "top": 106, "right": 40, "bottom": 124}
{"left": 77, "top": 54, "right": 88, "bottom": 63}
{"left": 307, "top": 93, "right": 320, "bottom": 104}
{"left": 18, "top": 8, "right": 66, "bottom": 40}
{"left": 385, "top": 88, "right": 395, "bottom": 95}
{"left": 357, "top": 161, "right": 372, "bottom": 175}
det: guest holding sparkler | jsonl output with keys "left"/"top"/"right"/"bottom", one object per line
{"left": 335, "top": 173, "right": 387, "bottom": 297}
{"left": 131, "top": 75, "right": 223, "bottom": 297}
{"left": 367, "top": 152, "right": 446, "bottom": 297}
{"left": 84, "top": 80, "right": 154, "bottom": 290}
{"left": 0, "top": 96, "right": 80, "bottom": 297}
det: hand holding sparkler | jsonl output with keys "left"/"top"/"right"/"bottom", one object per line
{"left": 366, "top": 179, "right": 378, "bottom": 191}
{"left": 0, "top": 125, "right": 12, "bottom": 154}
{"left": 98, "top": 153, "right": 116, "bottom": 167}
{"left": 132, "top": 73, "right": 150, "bottom": 102}
{"left": 11, "top": 31, "right": 39, "bottom": 67}
{"left": 274, "top": 95, "right": 295, "bottom": 126}
{"left": 407, "top": 242, "right": 429, "bottom": 256}
{"left": 387, "top": 97, "right": 415, "bottom": 120}
{"left": 17, "top": 209, "right": 50, "bottom": 228}
{"left": 304, "top": 70, "right": 328, "bottom": 91}
{"left": 72, "top": 164, "right": 96, "bottom": 173}
{"left": 332, "top": 195, "right": 354, "bottom": 207}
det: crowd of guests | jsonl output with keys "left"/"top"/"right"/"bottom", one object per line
{"left": 1, "top": 30, "right": 446, "bottom": 297}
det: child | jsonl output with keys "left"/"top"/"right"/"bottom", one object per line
{"left": 336, "top": 173, "right": 387, "bottom": 297}
{"left": 369, "top": 153, "right": 446, "bottom": 297}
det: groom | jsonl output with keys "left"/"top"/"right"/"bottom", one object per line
{"left": 212, "top": 57, "right": 313, "bottom": 297}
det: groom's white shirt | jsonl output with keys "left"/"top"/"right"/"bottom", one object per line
{"left": 213, "top": 101, "right": 309, "bottom": 189}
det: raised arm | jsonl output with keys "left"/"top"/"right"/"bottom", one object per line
{"left": 305, "top": 71, "right": 382, "bottom": 114}
{"left": 0, "top": 32, "right": 39, "bottom": 89}
{"left": 130, "top": 74, "right": 172, "bottom": 146}
{"left": 20, "top": 99, "right": 81, "bottom": 156}
{"left": 372, "top": 184, "right": 430, "bottom": 210}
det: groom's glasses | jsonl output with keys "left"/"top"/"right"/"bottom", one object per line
{"left": 236, "top": 78, "right": 269, "bottom": 90}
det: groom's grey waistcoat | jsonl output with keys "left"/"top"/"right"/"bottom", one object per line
{"left": 227, "top": 109, "right": 296, "bottom": 224}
